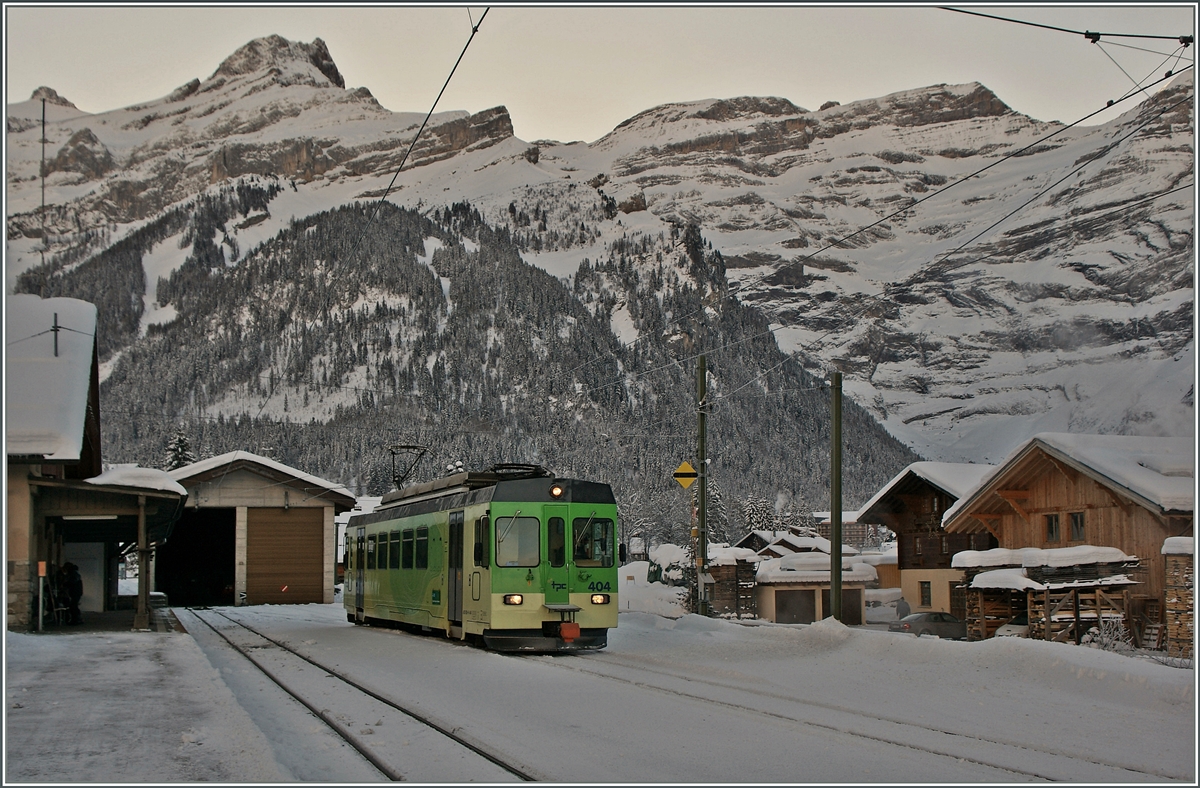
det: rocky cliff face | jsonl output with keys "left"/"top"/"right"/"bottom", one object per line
{"left": 5, "top": 36, "right": 515, "bottom": 235}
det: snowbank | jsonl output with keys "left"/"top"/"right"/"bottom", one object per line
{"left": 617, "top": 561, "right": 688, "bottom": 617}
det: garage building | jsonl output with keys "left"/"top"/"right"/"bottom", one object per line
{"left": 165, "top": 451, "right": 355, "bottom": 606}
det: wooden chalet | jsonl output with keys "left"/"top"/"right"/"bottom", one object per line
{"left": 943, "top": 433, "right": 1193, "bottom": 646}
{"left": 733, "top": 529, "right": 784, "bottom": 553}
{"left": 857, "top": 462, "right": 997, "bottom": 618}
{"left": 706, "top": 546, "right": 762, "bottom": 619}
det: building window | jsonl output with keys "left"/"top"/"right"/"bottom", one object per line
{"left": 941, "top": 536, "right": 949, "bottom": 554}
{"left": 1069, "top": 512, "right": 1085, "bottom": 542}
{"left": 915, "top": 537, "right": 923, "bottom": 555}
{"left": 919, "top": 581, "right": 932, "bottom": 607}
{"left": 1046, "top": 513, "right": 1060, "bottom": 543}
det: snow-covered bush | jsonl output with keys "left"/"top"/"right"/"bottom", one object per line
{"left": 1080, "top": 618, "right": 1134, "bottom": 655}
{"left": 647, "top": 543, "right": 691, "bottom": 587}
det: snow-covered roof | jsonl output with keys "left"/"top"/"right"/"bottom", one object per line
{"left": 944, "top": 433, "right": 1194, "bottom": 527}
{"left": 707, "top": 545, "right": 763, "bottom": 566}
{"left": 87, "top": 465, "right": 187, "bottom": 496}
{"left": 5, "top": 295, "right": 97, "bottom": 462}
{"left": 952, "top": 545, "right": 1136, "bottom": 569}
{"left": 1162, "top": 536, "right": 1193, "bottom": 556}
{"left": 649, "top": 543, "right": 690, "bottom": 567}
{"left": 813, "top": 510, "right": 862, "bottom": 525}
{"left": 335, "top": 496, "right": 383, "bottom": 526}
{"left": 761, "top": 533, "right": 859, "bottom": 556}
{"left": 170, "top": 450, "right": 353, "bottom": 499}
{"left": 855, "top": 549, "right": 898, "bottom": 566}
{"left": 969, "top": 567, "right": 1138, "bottom": 592}
{"left": 756, "top": 553, "right": 878, "bottom": 584}
{"left": 857, "top": 461, "right": 997, "bottom": 521}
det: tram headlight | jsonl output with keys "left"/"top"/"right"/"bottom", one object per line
{"left": 590, "top": 594, "right": 610, "bottom": 605}
{"left": 503, "top": 594, "right": 524, "bottom": 605}
{"left": 549, "top": 482, "right": 565, "bottom": 499}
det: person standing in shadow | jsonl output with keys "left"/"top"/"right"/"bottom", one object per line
{"left": 63, "top": 563, "right": 84, "bottom": 625}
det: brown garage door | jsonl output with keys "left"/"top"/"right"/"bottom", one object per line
{"left": 776, "top": 589, "right": 816, "bottom": 624}
{"left": 246, "top": 507, "right": 325, "bottom": 604}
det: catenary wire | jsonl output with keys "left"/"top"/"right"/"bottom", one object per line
{"left": 751, "top": 66, "right": 1189, "bottom": 288}
{"left": 924, "top": 92, "right": 1195, "bottom": 271}
{"left": 344, "top": 8, "right": 489, "bottom": 270}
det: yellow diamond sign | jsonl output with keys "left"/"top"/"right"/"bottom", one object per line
{"left": 673, "top": 461, "right": 698, "bottom": 489}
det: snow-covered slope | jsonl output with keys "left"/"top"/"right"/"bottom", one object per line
{"left": 6, "top": 36, "right": 1193, "bottom": 464}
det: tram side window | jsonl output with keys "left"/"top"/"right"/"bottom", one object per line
{"left": 367, "top": 534, "right": 377, "bottom": 570}
{"left": 496, "top": 516, "right": 541, "bottom": 567}
{"left": 389, "top": 531, "right": 401, "bottom": 570}
{"left": 549, "top": 517, "right": 566, "bottom": 568}
{"left": 377, "top": 532, "right": 388, "bottom": 570}
{"left": 573, "top": 518, "right": 614, "bottom": 567}
{"left": 416, "top": 527, "right": 429, "bottom": 569}
{"left": 474, "top": 516, "right": 490, "bottom": 567}
{"left": 402, "top": 529, "right": 414, "bottom": 569}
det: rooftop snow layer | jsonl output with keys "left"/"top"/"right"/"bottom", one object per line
{"left": 87, "top": 465, "right": 188, "bottom": 496}
{"left": 170, "top": 449, "right": 352, "bottom": 498}
{"left": 5, "top": 295, "right": 97, "bottom": 461}
{"left": 1162, "top": 536, "right": 1193, "bottom": 555}
{"left": 952, "top": 545, "right": 1135, "bottom": 569}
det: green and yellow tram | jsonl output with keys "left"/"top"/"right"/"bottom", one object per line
{"left": 345, "top": 464, "right": 620, "bottom": 651}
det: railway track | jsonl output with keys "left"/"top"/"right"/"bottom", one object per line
{"left": 184, "top": 608, "right": 538, "bottom": 782}
{"left": 529, "top": 650, "right": 1186, "bottom": 783}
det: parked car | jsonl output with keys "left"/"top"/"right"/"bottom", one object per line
{"left": 888, "top": 612, "right": 967, "bottom": 640}
{"left": 995, "top": 612, "right": 1029, "bottom": 638}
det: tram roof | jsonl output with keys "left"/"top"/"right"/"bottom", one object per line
{"left": 381, "top": 464, "right": 554, "bottom": 505}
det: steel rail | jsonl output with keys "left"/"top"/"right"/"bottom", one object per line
{"left": 193, "top": 607, "right": 539, "bottom": 781}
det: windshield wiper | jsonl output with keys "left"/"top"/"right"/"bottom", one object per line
{"left": 574, "top": 510, "right": 598, "bottom": 554}
{"left": 498, "top": 510, "right": 522, "bottom": 542}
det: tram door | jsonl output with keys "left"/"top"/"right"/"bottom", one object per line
{"left": 545, "top": 506, "right": 570, "bottom": 605}
{"left": 448, "top": 511, "right": 464, "bottom": 625}
{"left": 354, "top": 527, "right": 365, "bottom": 613}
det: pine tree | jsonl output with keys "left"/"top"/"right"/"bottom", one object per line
{"left": 163, "top": 424, "right": 197, "bottom": 470}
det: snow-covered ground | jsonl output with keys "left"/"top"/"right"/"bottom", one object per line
{"left": 5, "top": 598, "right": 1194, "bottom": 783}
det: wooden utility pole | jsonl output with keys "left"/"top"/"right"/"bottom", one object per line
{"left": 133, "top": 496, "right": 150, "bottom": 630}
{"left": 830, "top": 370, "right": 843, "bottom": 621}
{"left": 696, "top": 354, "right": 709, "bottom": 615}
{"left": 41, "top": 98, "right": 46, "bottom": 265}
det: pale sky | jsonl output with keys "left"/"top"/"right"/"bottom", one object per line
{"left": 4, "top": 4, "right": 1196, "bottom": 143}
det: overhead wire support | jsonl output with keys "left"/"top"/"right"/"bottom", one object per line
{"left": 941, "top": 6, "right": 1194, "bottom": 43}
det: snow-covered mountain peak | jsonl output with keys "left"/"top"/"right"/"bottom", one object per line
{"left": 29, "top": 86, "right": 78, "bottom": 108}
{"left": 210, "top": 35, "right": 345, "bottom": 89}
{"left": 818, "top": 82, "right": 1013, "bottom": 128}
